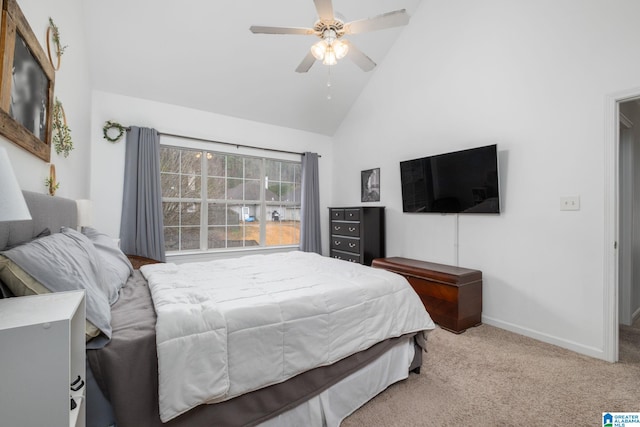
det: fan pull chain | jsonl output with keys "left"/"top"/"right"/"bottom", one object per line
{"left": 327, "top": 65, "right": 332, "bottom": 100}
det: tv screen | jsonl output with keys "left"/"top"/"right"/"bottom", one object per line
{"left": 400, "top": 144, "right": 500, "bottom": 214}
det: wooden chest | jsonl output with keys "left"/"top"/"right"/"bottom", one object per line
{"left": 372, "top": 257, "right": 482, "bottom": 333}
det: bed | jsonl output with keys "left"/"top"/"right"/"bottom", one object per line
{"left": 0, "top": 191, "right": 435, "bottom": 427}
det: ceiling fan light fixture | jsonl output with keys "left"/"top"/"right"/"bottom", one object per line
{"left": 332, "top": 39, "right": 349, "bottom": 59}
{"left": 251, "top": 2, "right": 410, "bottom": 75}
{"left": 322, "top": 47, "right": 337, "bottom": 65}
{"left": 311, "top": 40, "right": 327, "bottom": 61}
{"left": 324, "top": 29, "right": 337, "bottom": 45}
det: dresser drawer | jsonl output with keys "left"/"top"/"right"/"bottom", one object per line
{"left": 331, "top": 236, "right": 360, "bottom": 253}
{"left": 331, "top": 209, "right": 345, "bottom": 220}
{"left": 344, "top": 209, "right": 360, "bottom": 221}
{"left": 331, "top": 222, "right": 360, "bottom": 237}
{"left": 330, "top": 250, "right": 361, "bottom": 263}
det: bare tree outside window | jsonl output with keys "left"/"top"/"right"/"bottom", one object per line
{"left": 160, "top": 146, "right": 301, "bottom": 252}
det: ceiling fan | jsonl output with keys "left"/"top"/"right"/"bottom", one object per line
{"left": 249, "top": 0, "right": 410, "bottom": 73}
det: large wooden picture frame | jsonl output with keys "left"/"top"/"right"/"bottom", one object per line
{"left": 0, "top": 0, "right": 55, "bottom": 162}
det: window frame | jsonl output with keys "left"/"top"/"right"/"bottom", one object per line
{"left": 160, "top": 145, "right": 301, "bottom": 254}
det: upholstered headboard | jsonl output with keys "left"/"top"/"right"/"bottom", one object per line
{"left": 0, "top": 191, "right": 77, "bottom": 251}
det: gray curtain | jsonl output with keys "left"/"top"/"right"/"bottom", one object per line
{"left": 299, "top": 152, "right": 322, "bottom": 254}
{"left": 120, "top": 127, "right": 166, "bottom": 261}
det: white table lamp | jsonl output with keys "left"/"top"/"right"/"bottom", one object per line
{"left": 0, "top": 147, "right": 31, "bottom": 222}
{"left": 76, "top": 199, "right": 93, "bottom": 229}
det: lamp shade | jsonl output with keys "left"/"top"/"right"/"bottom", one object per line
{"left": 322, "top": 48, "right": 337, "bottom": 66}
{"left": 310, "top": 40, "right": 327, "bottom": 61}
{"left": 333, "top": 40, "right": 349, "bottom": 59}
{"left": 0, "top": 147, "right": 31, "bottom": 222}
{"left": 76, "top": 199, "right": 93, "bottom": 229}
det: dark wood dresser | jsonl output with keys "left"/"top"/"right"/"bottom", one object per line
{"left": 372, "top": 257, "right": 482, "bottom": 333}
{"left": 329, "top": 207, "right": 385, "bottom": 266}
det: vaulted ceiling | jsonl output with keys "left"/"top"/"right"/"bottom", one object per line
{"left": 84, "top": 0, "right": 422, "bottom": 136}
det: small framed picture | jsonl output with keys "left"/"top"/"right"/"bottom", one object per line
{"left": 361, "top": 168, "right": 380, "bottom": 202}
{"left": 0, "top": 0, "right": 56, "bottom": 162}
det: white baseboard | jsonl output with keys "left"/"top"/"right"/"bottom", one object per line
{"left": 632, "top": 306, "right": 640, "bottom": 323}
{"left": 481, "top": 315, "right": 607, "bottom": 361}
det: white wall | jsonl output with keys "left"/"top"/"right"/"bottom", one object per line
{"left": 1, "top": 0, "right": 92, "bottom": 198}
{"left": 89, "top": 90, "right": 333, "bottom": 259}
{"left": 332, "top": 0, "right": 640, "bottom": 359}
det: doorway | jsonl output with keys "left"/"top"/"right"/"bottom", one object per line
{"left": 605, "top": 91, "right": 640, "bottom": 363}
{"left": 618, "top": 100, "right": 640, "bottom": 362}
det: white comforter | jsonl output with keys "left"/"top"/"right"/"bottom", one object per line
{"left": 140, "top": 251, "right": 435, "bottom": 422}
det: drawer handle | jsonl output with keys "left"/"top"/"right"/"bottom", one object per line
{"left": 348, "top": 227, "right": 356, "bottom": 232}
{"left": 334, "top": 256, "right": 342, "bottom": 260}
{"left": 348, "top": 243, "right": 356, "bottom": 248}
{"left": 334, "top": 226, "right": 341, "bottom": 231}
{"left": 334, "top": 241, "right": 341, "bottom": 246}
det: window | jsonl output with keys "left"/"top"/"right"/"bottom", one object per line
{"left": 160, "top": 146, "right": 301, "bottom": 253}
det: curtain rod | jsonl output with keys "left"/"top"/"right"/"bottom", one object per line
{"left": 125, "top": 127, "right": 320, "bottom": 157}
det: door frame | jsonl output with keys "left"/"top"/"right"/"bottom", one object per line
{"left": 604, "top": 87, "right": 640, "bottom": 362}
{"left": 619, "top": 122, "right": 633, "bottom": 326}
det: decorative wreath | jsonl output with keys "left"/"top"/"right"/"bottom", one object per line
{"left": 103, "top": 121, "right": 127, "bottom": 142}
{"left": 47, "top": 17, "right": 67, "bottom": 71}
{"left": 52, "top": 98, "right": 73, "bottom": 158}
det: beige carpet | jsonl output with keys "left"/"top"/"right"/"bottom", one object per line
{"left": 343, "top": 322, "right": 640, "bottom": 426}
{"left": 620, "top": 317, "right": 640, "bottom": 364}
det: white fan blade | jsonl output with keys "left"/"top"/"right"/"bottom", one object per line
{"left": 344, "top": 9, "right": 409, "bottom": 34}
{"left": 250, "top": 26, "right": 315, "bottom": 35}
{"left": 343, "top": 40, "right": 376, "bottom": 72}
{"left": 296, "top": 51, "right": 317, "bottom": 73}
{"left": 313, "top": 0, "right": 335, "bottom": 21}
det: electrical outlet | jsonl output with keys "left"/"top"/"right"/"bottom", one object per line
{"left": 560, "top": 196, "right": 580, "bottom": 211}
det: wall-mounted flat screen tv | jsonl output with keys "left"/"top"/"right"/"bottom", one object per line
{"left": 400, "top": 144, "right": 500, "bottom": 214}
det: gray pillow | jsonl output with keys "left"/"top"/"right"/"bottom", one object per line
{"left": 0, "top": 254, "right": 102, "bottom": 341}
{"left": 79, "top": 227, "right": 134, "bottom": 305}
{"left": 61, "top": 228, "right": 120, "bottom": 305}
{"left": 1, "top": 229, "right": 112, "bottom": 339}
{"left": 3, "top": 228, "right": 51, "bottom": 250}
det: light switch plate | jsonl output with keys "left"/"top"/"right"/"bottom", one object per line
{"left": 560, "top": 196, "right": 580, "bottom": 211}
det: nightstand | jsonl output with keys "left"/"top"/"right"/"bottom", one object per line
{"left": 0, "top": 291, "right": 86, "bottom": 427}
{"left": 126, "top": 254, "right": 163, "bottom": 270}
